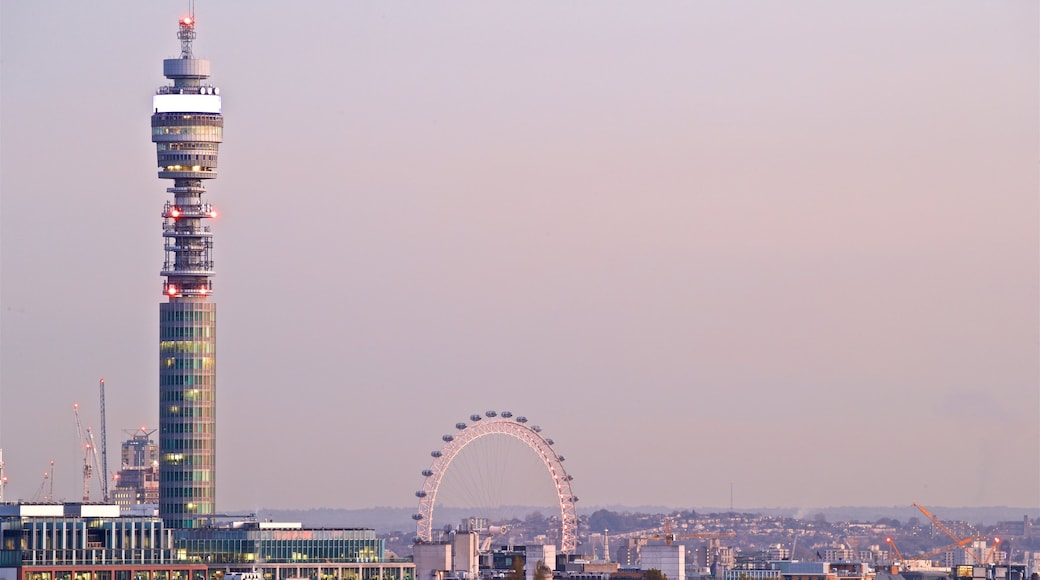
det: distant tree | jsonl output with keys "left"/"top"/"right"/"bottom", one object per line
{"left": 645, "top": 569, "right": 667, "bottom": 580}
{"left": 813, "top": 513, "right": 827, "bottom": 524}
{"left": 589, "top": 509, "right": 624, "bottom": 532}
{"left": 526, "top": 511, "right": 548, "bottom": 529}
{"left": 534, "top": 560, "right": 552, "bottom": 580}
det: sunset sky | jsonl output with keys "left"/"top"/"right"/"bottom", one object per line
{"left": 1, "top": 2, "right": 1037, "bottom": 513}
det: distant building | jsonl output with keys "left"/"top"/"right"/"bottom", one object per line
{"left": 112, "top": 429, "right": 159, "bottom": 512}
{"left": 948, "top": 541, "right": 992, "bottom": 567}
{"left": 765, "top": 546, "right": 791, "bottom": 561}
{"left": 993, "top": 517, "right": 1033, "bottom": 540}
{"left": 721, "top": 569, "right": 781, "bottom": 580}
{"left": 616, "top": 539, "right": 641, "bottom": 567}
{"left": 725, "top": 561, "right": 874, "bottom": 580}
{"left": 641, "top": 545, "right": 685, "bottom": 580}
{"left": 414, "top": 534, "right": 555, "bottom": 580}
{"left": 822, "top": 548, "right": 870, "bottom": 563}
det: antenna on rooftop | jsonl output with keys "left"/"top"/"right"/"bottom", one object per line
{"left": 178, "top": 5, "right": 197, "bottom": 59}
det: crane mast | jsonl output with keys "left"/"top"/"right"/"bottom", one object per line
{"left": 73, "top": 403, "right": 93, "bottom": 502}
{"left": 86, "top": 427, "right": 104, "bottom": 501}
{"left": 31, "top": 461, "right": 54, "bottom": 502}
{"left": 886, "top": 537, "right": 906, "bottom": 570}
{"left": 0, "top": 449, "right": 6, "bottom": 502}
{"left": 99, "top": 378, "right": 110, "bottom": 502}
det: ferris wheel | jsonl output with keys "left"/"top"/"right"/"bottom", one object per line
{"left": 413, "top": 411, "right": 578, "bottom": 554}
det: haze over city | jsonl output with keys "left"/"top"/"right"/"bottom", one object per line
{"left": 1, "top": 1, "right": 1037, "bottom": 514}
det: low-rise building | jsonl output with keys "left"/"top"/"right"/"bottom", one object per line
{"left": 0, "top": 503, "right": 207, "bottom": 580}
{"left": 174, "top": 521, "right": 413, "bottom": 580}
{"left": 0, "top": 505, "right": 412, "bottom": 580}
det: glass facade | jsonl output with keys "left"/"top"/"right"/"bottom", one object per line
{"left": 174, "top": 528, "right": 384, "bottom": 565}
{"left": 171, "top": 528, "right": 414, "bottom": 580}
{"left": 159, "top": 301, "right": 217, "bottom": 529}
{"left": 0, "top": 509, "right": 410, "bottom": 580}
{"left": 20, "top": 565, "right": 207, "bottom": 580}
{"left": 0, "top": 512, "right": 207, "bottom": 580}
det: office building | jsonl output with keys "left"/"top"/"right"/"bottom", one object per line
{"left": 0, "top": 503, "right": 207, "bottom": 580}
{"left": 112, "top": 429, "right": 160, "bottom": 511}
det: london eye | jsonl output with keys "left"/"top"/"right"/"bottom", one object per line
{"left": 413, "top": 411, "right": 578, "bottom": 554}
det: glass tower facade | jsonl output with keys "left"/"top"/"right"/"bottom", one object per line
{"left": 152, "top": 16, "right": 223, "bottom": 529}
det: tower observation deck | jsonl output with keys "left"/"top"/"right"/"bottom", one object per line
{"left": 152, "top": 15, "right": 222, "bottom": 529}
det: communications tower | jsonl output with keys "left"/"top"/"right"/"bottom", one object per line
{"left": 152, "top": 14, "right": 222, "bottom": 529}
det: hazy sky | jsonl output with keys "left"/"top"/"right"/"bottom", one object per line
{"left": 1, "top": 2, "right": 1037, "bottom": 516}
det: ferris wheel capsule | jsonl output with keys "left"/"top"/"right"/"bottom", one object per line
{"left": 532, "top": 425, "right": 542, "bottom": 432}
{"left": 455, "top": 422, "right": 467, "bottom": 430}
{"left": 470, "top": 414, "right": 482, "bottom": 422}
{"left": 431, "top": 450, "right": 442, "bottom": 458}
{"left": 546, "top": 438, "right": 554, "bottom": 445}
{"left": 516, "top": 416, "right": 527, "bottom": 423}
{"left": 501, "top": 411, "right": 513, "bottom": 418}
{"left": 442, "top": 435, "right": 454, "bottom": 442}
{"left": 415, "top": 491, "right": 427, "bottom": 498}
{"left": 422, "top": 469, "right": 434, "bottom": 477}
{"left": 485, "top": 410, "right": 497, "bottom": 418}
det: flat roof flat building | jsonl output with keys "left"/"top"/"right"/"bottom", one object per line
{"left": 0, "top": 503, "right": 208, "bottom": 580}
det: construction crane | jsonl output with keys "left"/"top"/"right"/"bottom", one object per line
{"left": 919, "top": 537, "right": 979, "bottom": 562}
{"left": 73, "top": 403, "right": 94, "bottom": 502}
{"left": 0, "top": 449, "right": 7, "bottom": 502}
{"left": 98, "top": 378, "right": 110, "bottom": 503}
{"left": 982, "top": 538, "right": 1001, "bottom": 565}
{"left": 845, "top": 535, "right": 864, "bottom": 559}
{"left": 86, "top": 427, "right": 104, "bottom": 501}
{"left": 913, "top": 502, "right": 986, "bottom": 565}
{"left": 477, "top": 526, "right": 507, "bottom": 552}
{"left": 887, "top": 537, "right": 979, "bottom": 571}
{"left": 886, "top": 537, "right": 906, "bottom": 567}
{"left": 31, "top": 461, "right": 54, "bottom": 502}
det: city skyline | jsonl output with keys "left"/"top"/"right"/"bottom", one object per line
{"left": 1, "top": 2, "right": 1037, "bottom": 512}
